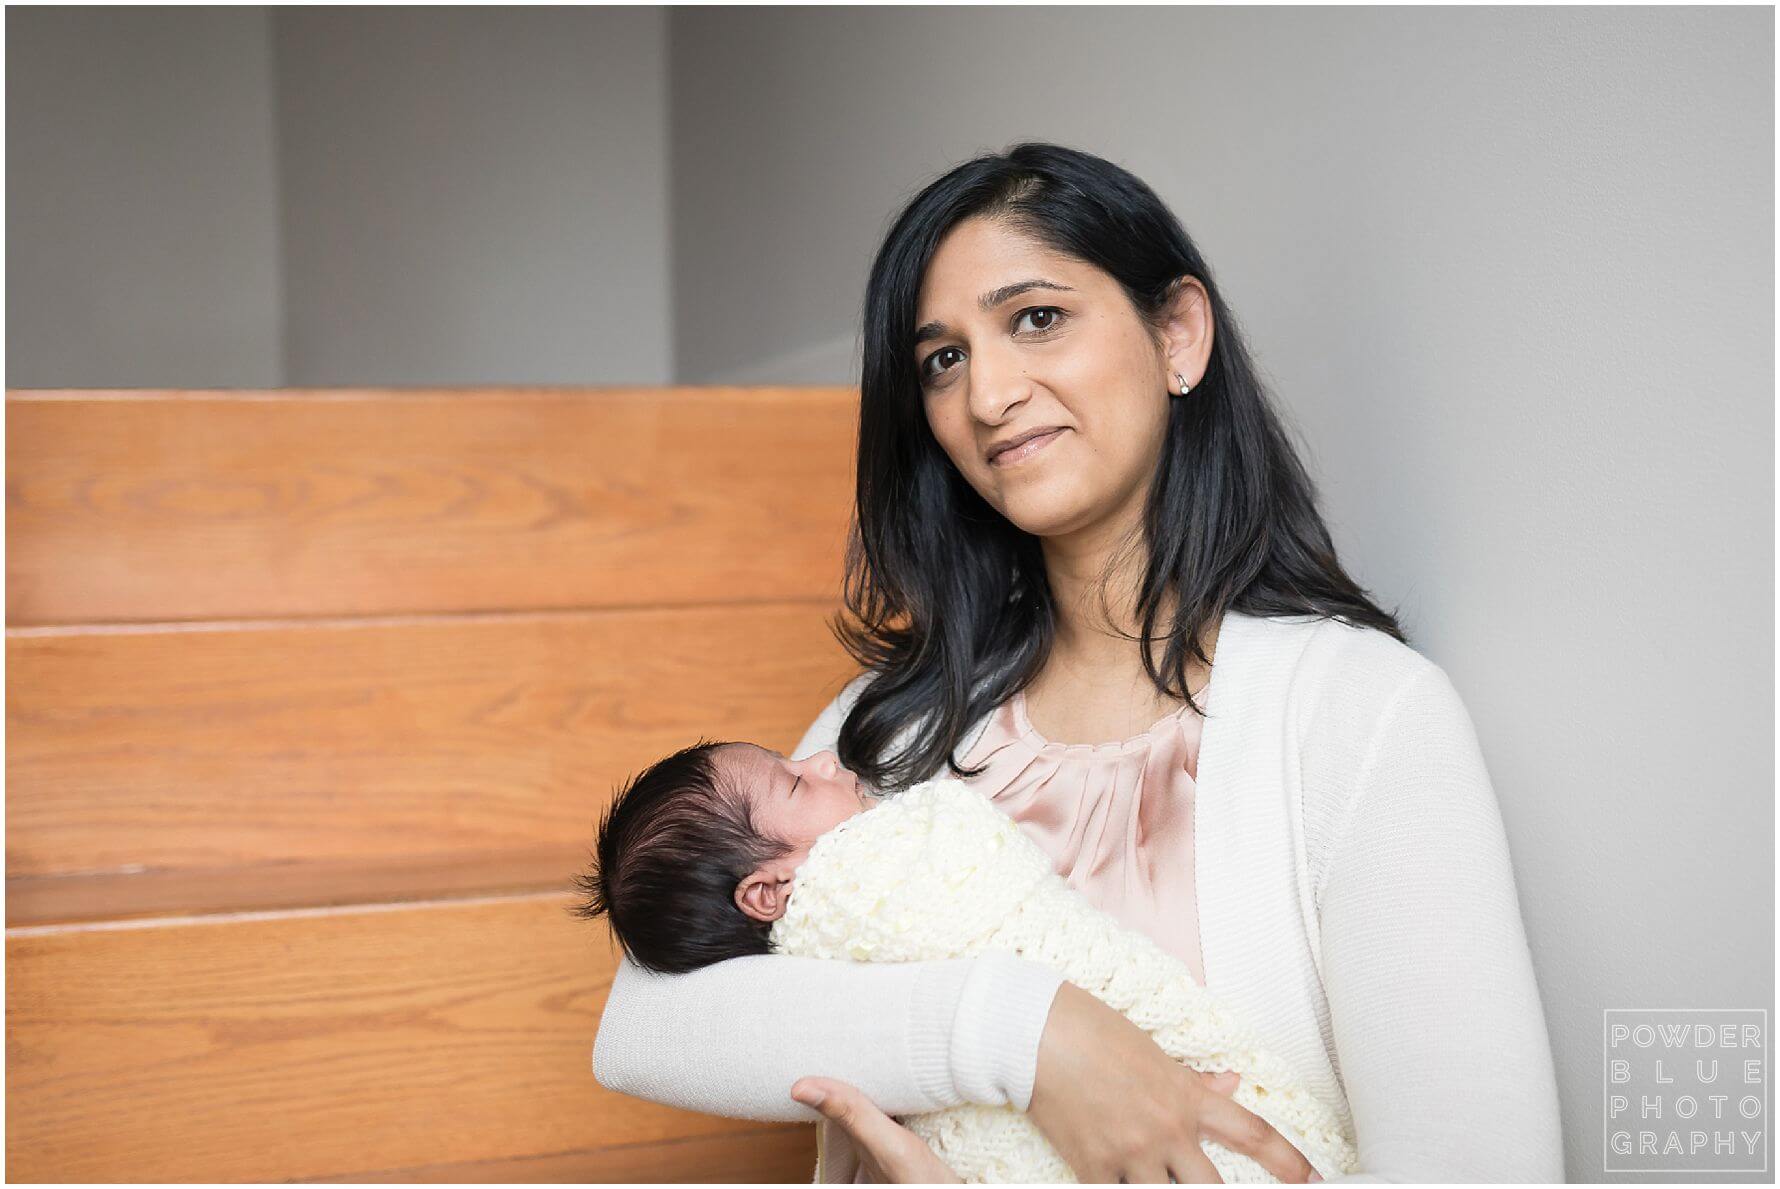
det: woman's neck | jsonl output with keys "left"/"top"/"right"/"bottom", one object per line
{"left": 1032, "top": 505, "right": 1219, "bottom": 727}
{"left": 1038, "top": 485, "right": 1148, "bottom": 645}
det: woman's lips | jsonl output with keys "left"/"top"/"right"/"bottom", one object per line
{"left": 989, "top": 427, "right": 1067, "bottom": 467}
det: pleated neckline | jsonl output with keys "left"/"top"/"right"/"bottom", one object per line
{"left": 1010, "top": 681, "right": 1209, "bottom": 752}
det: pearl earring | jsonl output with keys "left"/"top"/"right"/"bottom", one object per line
{"left": 1174, "top": 371, "right": 1193, "bottom": 397}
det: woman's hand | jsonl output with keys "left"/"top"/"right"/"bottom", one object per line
{"left": 1027, "top": 982, "right": 1323, "bottom": 1184}
{"left": 790, "top": 1077, "right": 961, "bottom": 1183}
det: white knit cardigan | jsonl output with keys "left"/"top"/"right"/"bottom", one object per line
{"left": 771, "top": 776, "right": 1362, "bottom": 1183}
{"left": 592, "top": 609, "right": 1566, "bottom": 1183}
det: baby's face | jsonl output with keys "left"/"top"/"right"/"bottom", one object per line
{"left": 724, "top": 743, "right": 872, "bottom": 924}
{"left": 720, "top": 743, "right": 869, "bottom": 870}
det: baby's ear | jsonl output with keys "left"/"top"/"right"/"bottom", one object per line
{"left": 733, "top": 870, "right": 790, "bottom": 923}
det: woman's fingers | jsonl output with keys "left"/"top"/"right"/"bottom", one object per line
{"left": 1167, "top": 1143, "right": 1226, "bottom": 1184}
{"left": 789, "top": 1077, "right": 961, "bottom": 1184}
{"left": 1196, "top": 1069, "right": 1241, "bottom": 1097}
{"left": 1195, "top": 1091, "right": 1317, "bottom": 1183}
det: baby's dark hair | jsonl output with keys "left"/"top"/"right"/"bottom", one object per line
{"left": 570, "top": 739, "right": 795, "bottom": 975}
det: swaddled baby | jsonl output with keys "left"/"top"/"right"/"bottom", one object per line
{"left": 576, "top": 739, "right": 1359, "bottom": 1183}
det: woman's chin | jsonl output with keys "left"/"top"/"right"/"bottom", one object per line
{"left": 990, "top": 490, "right": 1100, "bottom": 539}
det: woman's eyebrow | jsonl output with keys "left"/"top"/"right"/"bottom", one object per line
{"left": 913, "top": 279, "right": 1077, "bottom": 346}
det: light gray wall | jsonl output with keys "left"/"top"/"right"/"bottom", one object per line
{"left": 5, "top": 6, "right": 283, "bottom": 388}
{"left": 6, "top": 6, "right": 671, "bottom": 388}
{"left": 273, "top": 7, "right": 672, "bottom": 385}
{"left": 669, "top": 7, "right": 1773, "bottom": 1182}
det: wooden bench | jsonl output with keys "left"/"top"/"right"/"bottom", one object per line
{"left": 6, "top": 388, "right": 862, "bottom": 1181}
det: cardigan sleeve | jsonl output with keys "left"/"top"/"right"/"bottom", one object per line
{"left": 1315, "top": 663, "right": 1566, "bottom": 1182}
{"left": 589, "top": 673, "right": 1065, "bottom": 1122}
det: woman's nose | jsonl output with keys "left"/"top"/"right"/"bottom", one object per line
{"left": 965, "top": 346, "right": 1033, "bottom": 425}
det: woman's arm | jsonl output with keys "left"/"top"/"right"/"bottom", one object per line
{"left": 590, "top": 672, "right": 1067, "bottom": 1122}
{"left": 594, "top": 948, "right": 1062, "bottom": 1121}
{"left": 1316, "top": 663, "right": 1566, "bottom": 1182}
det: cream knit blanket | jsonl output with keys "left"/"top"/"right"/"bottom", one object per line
{"left": 769, "top": 777, "right": 1361, "bottom": 1184}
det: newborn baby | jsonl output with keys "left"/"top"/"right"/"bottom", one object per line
{"left": 576, "top": 739, "right": 1359, "bottom": 1183}
{"left": 574, "top": 740, "right": 872, "bottom": 975}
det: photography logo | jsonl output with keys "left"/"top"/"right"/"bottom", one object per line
{"left": 1604, "top": 1009, "right": 1768, "bottom": 1173}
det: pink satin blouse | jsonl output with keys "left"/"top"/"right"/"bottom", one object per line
{"left": 957, "top": 685, "right": 1209, "bottom": 986}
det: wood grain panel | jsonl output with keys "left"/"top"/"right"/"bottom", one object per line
{"left": 7, "top": 847, "right": 588, "bottom": 928}
{"left": 6, "top": 893, "right": 815, "bottom": 1183}
{"left": 301, "top": 1126, "right": 816, "bottom": 1182}
{"left": 6, "top": 388, "right": 858, "bottom": 625}
{"left": 8, "top": 602, "right": 860, "bottom": 906}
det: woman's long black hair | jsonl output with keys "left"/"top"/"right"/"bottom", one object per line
{"left": 834, "top": 142, "right": 1406, "bottom": 792}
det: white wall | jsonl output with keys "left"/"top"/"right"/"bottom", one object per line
{"left": 5, "top": 6, "right": 672, "bottom": 387}
{"left": 668, "top": 7, "right": 1773, "bottom": 1182}
{"left": 5, "top": 7, "right": 283, "bottom": 387}
{"left": 273, "top": 7, "right": 672, "bottom": 385}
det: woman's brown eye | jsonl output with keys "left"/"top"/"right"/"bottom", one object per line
{"left": 1017, "top": 307, "right": 1064, "bottom": 333}
{"left": 923, "top": 346, "right": 964, "bottom": 380}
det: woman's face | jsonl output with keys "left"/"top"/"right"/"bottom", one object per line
{"left": 911, "top": 216, "right": 1211, "bottom": 541}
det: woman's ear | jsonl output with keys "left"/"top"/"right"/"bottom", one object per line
{"left": 1160, "top": 274, "right": 1214, "bottom": 389}
{"left": 734, "top": 869, "right": 791, "bottom": 923}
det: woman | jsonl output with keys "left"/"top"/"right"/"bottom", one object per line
{"left": 593, "top": 143, "right": 1564, "bottom": 1183}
